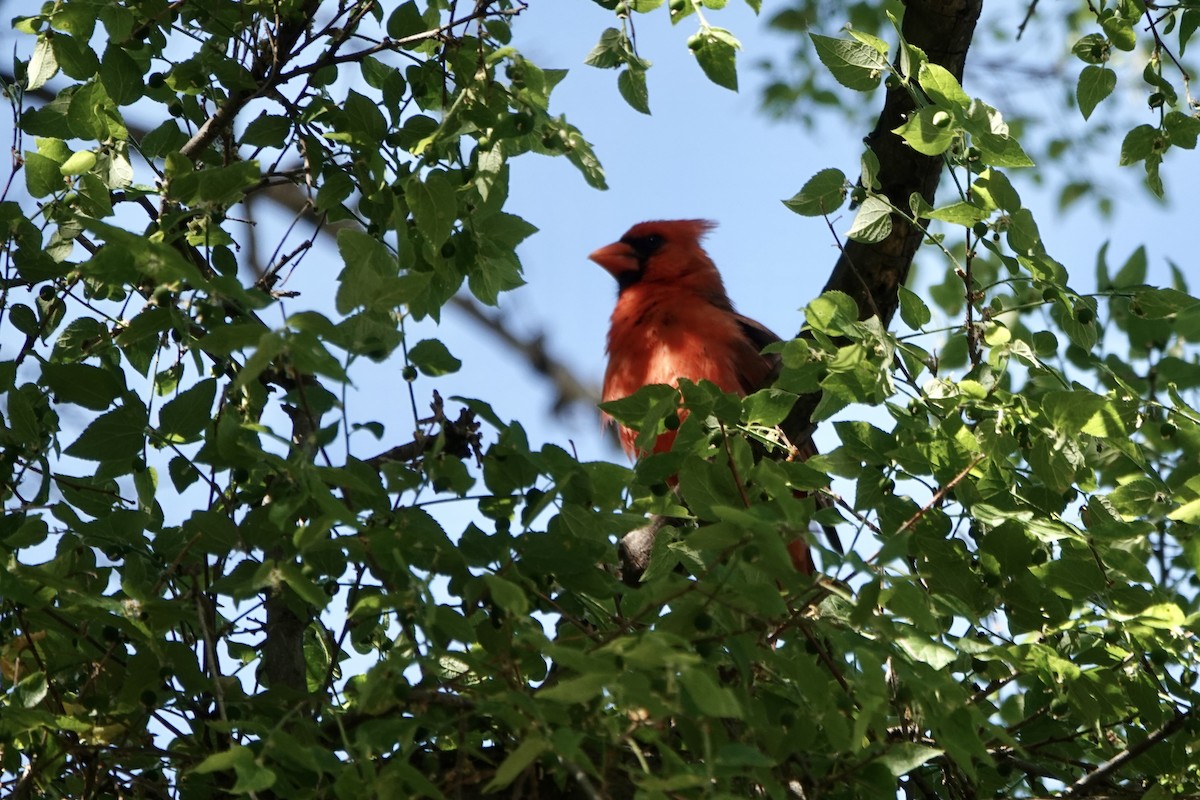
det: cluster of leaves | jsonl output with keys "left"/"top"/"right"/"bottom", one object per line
{"left": 3, "top": 2, "right": 1200, "bottom": 800}
{"left": 770, "top": 12, "right": 1200, "bottom": 797}
{"left": 585, "top": 0, "right": 758, "bottom": 106}
{"left": 1, "top": 0, "right": 608, "bottom": 796}
{"left": 765, "top": 0, "right": 1200, "bottom": 210}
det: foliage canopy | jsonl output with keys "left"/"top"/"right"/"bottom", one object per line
{"left": 2, "top": 1, "right": 1200, "bottom": 798}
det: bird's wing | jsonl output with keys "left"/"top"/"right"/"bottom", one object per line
{"left": 731, "top": 312, "right": 782, "bottom": 395}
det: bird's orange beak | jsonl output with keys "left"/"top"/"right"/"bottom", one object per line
{"left": 588, "top": 241, "right": 640, "bottom": 282}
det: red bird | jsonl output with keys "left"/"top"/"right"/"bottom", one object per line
{"left": 589, "top": 219, "right": 823, "bottom": 573}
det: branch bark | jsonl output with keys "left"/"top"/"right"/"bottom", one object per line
{"left": 782, "top": 0, "right": 983, "bottom": 449}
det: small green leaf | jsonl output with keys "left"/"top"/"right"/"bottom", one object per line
{"left": 1101, "top": 12, "right": 1136, "bottom": 52}
{"left": 1181, "top": 9, "right": 1199, "bottom": 55}
{"left": 782, "top": 168, "right": 847, "bottom": 217}
{"left": 1076, "top": 66, "right": 1116, "bottom": 120}
{"left": 407, "top": 338, "right": 461, "bottom": 376}
{"left": 617, "top": 67, "right": 651, "bottom": 114}
{"left": 898, "top": 285, "right": 931, "bottom": 329}
{"left": 407, "top": 170, "right": 457, "bottom": 247}
{"left": 344, "top": 89, "right": 388, "bottom": 145}
{"left": 1119, "top": 124, "right": 1158, "bottom": 166}
{"left": 805, "top": 291, "right": 860, "bottom": 336}
{"left": 100, "top": 45, "right": 143, "bottom": 105}
{"left": 65, "top": 400, "right": 148, "bottom": 462}
{"left": 484, "top": 737, "right": 547, "bottom": 792}
{"left": 810, "top": 33, "right": 888, "bottom": 91}
{"left": 585, "top": 28, "right": 626, "bottom": 69}
{"left": 241, "top": 113, "right": 292, "bottom": 147}
{"left": 335, "top": 230, "right": 405, "bottom": 314}
{"left": 691, "top": 27, "right": 740, "bottom": 91}
{"left": 918, "top": 62, "right": 969, "bottom": 109}
{"left": 483, "top": 574, "right": 529, "bottom": 615}
{"left": 879, "top": 743, "right": 943, "bottom": 777}
{"left": 41, "top": 362, "right": 126, "bottom": 410}
{"left": 386, "top": 1, "right": 427, "bottom": 40}
{"left": 24, "top": 152, "right": 64, "bottom": 197}
{"left": 924, "top": 200, "right": 990, "bottom": 226}
{"left": 1165, "top": 111, "right": 1200, "bottom": 150}
{"left": 1132, "top": 288, "right": 1199, "bottom": 319}
{"left": 680, "top": 668, "right": 743, "bottom": 718}
{"left": 1006, "top": 208, "right": 1042, "bottom": 256}
{"left": 27, "top": 36, "right": 59, "bottom": 91}
{"left": 845, "top": 196, "right": 892, "bottom": 243}
{"left": 159, "top": 379, "right": 217, "bottom": 441}
{"left": 972, "top": 168, "right": 1021, "bottom": 212}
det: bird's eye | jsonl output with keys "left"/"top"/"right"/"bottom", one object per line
{"left": 624, "top": 233, "right": 665, "bottom": 259}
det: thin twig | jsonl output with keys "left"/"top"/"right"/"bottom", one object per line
{"left": 1016, "top": 0, "right": 1040, "bottom": 41}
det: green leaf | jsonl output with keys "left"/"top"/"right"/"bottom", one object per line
{"left": 845, "top": 196, "right": 892, "bottom": 243}
{"left": 879, "top": 743, "right": 943, "bottom": 777}
{"left": 539, "top": 673, "right": 609, "bottom": 703}
{"left": 335, "top": 230, "right": 405, "bottom": 314}
{"left": 1181, "top": 9, "right": 1199, "bottom": 56}
{"left": 483, "top": 575, "right": 530, "bottom": 615}
{"left": 893, "top": 106, "right": 957, "bottom": 156}
{"left": 617, "top": 67, "right": 651, "bottom": 114}
{"left": 898, "top": 285, "right": 931, "bottom": 329}
{"left": 158, "top": 379, "right": 217, "bottom": 441}
{"left": 100, "top": 45, "right": 143, "bottom": 105}
{"left": 191, "top": 745, "right": 277, "bottom": 794}
{"left": 918, "top": 62, "right": 969, "bottom": 109}
{"left": 972, "top": 168, "right": 1021, "bottom": 212}
{"left": 1076, "top": 66, "right": 1116, "bottom": 120}
{"left": 52, "top": 33, "right": 99, "bottom": 79}
{"left": 805, "top": 291, "right": 860, "bottom": 336}
{"left": 241, "top": 113, "right": 292, "bottom": 147}
{"left": 1005, "top": 208, "right": 1042, "bottom": 256}
{"left": 407, "top": 338, "right": 461, "bottom": 376}
{"left": 65, "top": 400, "right": 148, "bottom": 462}
{"left": 199, "top": 321, "right": 271, "bottom": 356}
{"left": 585, "top": 28, "right": 626, "bottom": 69}
{"left": 691, "top": 27, "right": 740, "bottom": 91}
{"left": 809, "top": 33, "right": 888, "bottom": 91}
{"left": 168, "top": 160, "right": 262, "bottom": 206}
{"left": 679, "top": 668, "right": 743, "bottom": 718}
{"left": 386, "top": 1, "right": 426, "bottom": 40}
{"left": 1101, "top": 12, "right": 1136, "bottom": 52}
{"left": 924, "top": 200, "right": 990, "bottom": 226}
{"left": 1165, "top": 111, "right": 1200, "bottom": 150}
{"left": 1132, "top": 288, "right": 1199, "bottom": 319}
{"left": 743, "top": 387, "right": 797, "bottom": 427}
{"left": 27, "top": 36, "right": 59, "bottom": 91}
{"left": 407, "top": 170, "right": 457, "bottom": 246}
{"left": 484, "top": 736, "right": 547, "bottom": 792}
{"left": 344, "top": 89, "right": 388, "bottom": 145}
{"left": 1119, "top": 124, "right": 1158, "bottom": 166}
{"left": 782, "top": 168, "right": 847, "bottom": 217}
{"left": 41, "top": 362, "right": 125, "bottom": 410}
{"left": 24, "top": 152, "right": 64, "bottom": 197}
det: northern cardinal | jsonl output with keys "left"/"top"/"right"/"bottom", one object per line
{"left": 589, "top": 219, "right": 832, "bottom": 574}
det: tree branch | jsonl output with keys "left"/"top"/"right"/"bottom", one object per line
{"left": 1064, "top": 710, "right": 1192, "bottom": 797}
{"left": 782, "top": 0, "right": 983, "bottom": 449}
